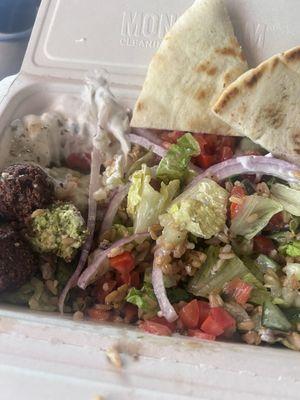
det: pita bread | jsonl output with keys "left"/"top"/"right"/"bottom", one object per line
{"left": 213, "top": 55, "right": 300, "bottom": 165}
{"left": 281, "top": 46, "right": 300, "bottom": 74}
{"left": 130, "top": 0, "right": 248, "bottom": 136}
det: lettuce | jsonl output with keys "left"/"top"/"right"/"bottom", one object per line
{"left": 126, "top": 283, "right": 158, "bottom": 316}
{"left": 156, "top": 133, "right": 200, "bottom": 183}
{"left": 127, "top": 165, "right": 180, "bottom": 233}
{"left": 167, "top": 178, "right": 228, "bottom": 239}
{"left": 230, "top": 195, "right": 283, "bottom": 240}
{"left": 285, "top": 263, "right": 300, "bottom": 280}
{"left": 279, "top": 241, "right": 300, "bottom": 257}
{"left": 270, "top": 183, "right": 300, "bottom": 217}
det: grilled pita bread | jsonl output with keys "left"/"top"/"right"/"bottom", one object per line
{"left": 281, "top": 46, "right": 300, "bottom": 74}
{"left": 213, "top": 55, "right": 300, "bottom": 164}
{"left": 130, "top": 0, "right": 248, "bottom": 136}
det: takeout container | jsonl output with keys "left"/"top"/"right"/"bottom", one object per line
{"left": 1, "top": 1, "right": 300, "bottom": 399}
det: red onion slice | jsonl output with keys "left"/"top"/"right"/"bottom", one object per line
{"left": 152, "top": 266, "right": 178, "bottom": 323}
{"left": 100, "top": 184, "right": 130, "bottom": 236}
{"left": 58, "top": 146, "right": 102, "bottom": 313}
{"left": 77, "top": 232, "right": 150, "bottom": 289}
{"left": 128, "top": 133, "right": 166, "bottom": 158}
{"left": 131, "top": 128, "right": 164, "bottom": 146}
{"left": 188, "top": 155, "right": 300, "bottom": 188}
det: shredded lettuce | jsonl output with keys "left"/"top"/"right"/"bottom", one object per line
{"left": 285, "top": 263, "right": 300, "bottom": 280}
{"left": 167, "top": 178, "right": 228, "bottom": 239}
{"left": 126, "top": 283, "right": 158, "bottom": 316}
{"left": 270, "top": 184, "right": 300, "bottom": 217}
{"left": 156, "top": 133, "right": 200, "bottom": 183}
{"left": 230, "top": 195, "right": 283, "bottom": 240}
{"left": 127, "top": 164, "right": 179, "bottom": 233}
{"left": 188, "top": 247, "right": 269, "bottom": 304}
{"left": 279, "top": 241, "right": 300, "bottom": 257}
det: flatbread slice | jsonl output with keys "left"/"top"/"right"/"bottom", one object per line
{"left": 130, "top": 0, "right": 248, "bottom": 136}
{"left": 281, "top": 46, "right": 300, "bottom": 74}
{"left": 213, "top": 55, "right": 300, "bottom": 165}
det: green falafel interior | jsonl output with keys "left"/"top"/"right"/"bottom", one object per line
{"left": 28, "top": 203, "right": 87, "bottom": 262}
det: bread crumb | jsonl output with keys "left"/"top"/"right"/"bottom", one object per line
{"left": 106, "top": 346, "right": 122, "bottom": 369}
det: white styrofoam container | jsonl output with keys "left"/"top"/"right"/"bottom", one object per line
{"left": 1, "top": 1, "right": 300, "bottom": 398}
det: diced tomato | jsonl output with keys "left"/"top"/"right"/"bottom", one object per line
{"left": 194, "top": 153, "right": 217, "bottom": 169}
{"left": 197, "top": 301, "right": 210, "bottom": 326}
{"left": 109, "top": 252, "right": 135, "bottom": 273}
{"left": 87, "top": 307, "right": 111, "bottom": 321}
{"left": 220, "top": 146, "right": 233, "bottom": 162}
{"left": 229, "top": 185, "right": 246, "bottom": 219}
{"left": 265, "top": 212, "right": 285, "bottom": 231}
{"left": 210, "top": 307, "right": 236, "bottom": 330}
{"left": 66, "top": 152, "right": 91, "bottom": 172}
{"left": 149, "top": 316, "right": 176, "bottom": 332}
{"left": 161, "top": 131, "right": 184, "bottom": 144}
{"left": 253, "top": 235, "right": 275, "bottom": 255}
{"left": 224, "top": 277, "right": 253, "bottom": 305}
{"left": 123, "top": 303, "right": 138, "bottom": 323}
{"left": 139, "top": 320, "right": 172, "bottom": 336}
{"left": 200, "top": 315, "right": 224, "bottom": 336}
{"left": 188, "top": 329, "right": 216, "bottom": 341}
{"left": 219, "top": 136, "right": 236, "bottom": 148}
{"left": 179, "top": 299, "right": 200, "bottom": 329}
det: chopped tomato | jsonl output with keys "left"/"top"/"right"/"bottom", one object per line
{"left": 110, "top": 252, "right": 135, "bottom": 273}
{"left": 179, "top": 299, "right": 200, "bottom": 329}
{"left": 66, "top": 152, "right": 91, "bottom": 172}
{"left": 87, "top": 307, "right": 111, "bottom": 321}
{"left": 194, "top": 153, "right": 217, "bottom": 169}
{"left": 161, "top": 131, "right": 184, "bottom": 144}
{"left": 230, "top": 185, "right": 246, "bottom": 219}
{"left": 200, "top": 315, "right": 224, "bottom": 336}
{"left": 149, "top": 316, "right": 176, "bottom": 332}
{"left": 210, "top": 307, "right": 236, "bottom": 330}
{"left": 219, "top": 136, "right": 236, "bottom": 148}
{"left": 123, "top": 303, "right": 138, "bottom": 323}
{"left": 224, "top": 277, "right": 253, "bottom": 305}
{"left": 188, "top": 330, "right": 216, "bottom": 341}
{"left": 253, "top": 235, "right": 275, "bottom": 255}
{"left": 139, "top": 320, "right": 172, "bottom": 336}
{"left": 220, "top": 146, "right": 233, "bottom": 162}
{"left": 265, "top": 212, "right": 285, "bottom": 231}
{"left": 197, "top": 301, "right": 210, "bottom": 326}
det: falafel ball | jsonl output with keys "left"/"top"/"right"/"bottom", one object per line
{"left": 0, "top": 163, "right": 55, "bottom": 222}
{"left": 0, "top": 226, "right": 38, "bottom": 292}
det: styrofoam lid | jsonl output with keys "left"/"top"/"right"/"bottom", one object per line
{"left": 22, "top": 0, "right": 300, "bottom": 86}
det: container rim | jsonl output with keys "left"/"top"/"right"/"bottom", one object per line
{"left": 0, "top": 27, "right": 32, "bottom": 42}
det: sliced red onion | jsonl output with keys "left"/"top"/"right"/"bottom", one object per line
{"left": 100, "top": 184, "right": 129, "bottom": 236}
{"left": 131, "top": 128, "right": 164, "bottom": 146}
{"left": 58, "top": 146, "right": 102, "bottom": 313}
{"left": 77, "top": 232, "right": 150, "bottom": 289}
{"left": 128, "top": 133, "right": 167, "bottom": 158}
{"left": 188, "top": 155, "right": 300, "bottom": 189}
{"left": 152, "top": 266, "right": 178, "bottom": 323}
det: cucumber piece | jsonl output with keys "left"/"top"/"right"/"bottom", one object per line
{"left": 255, "top": 254, "right": 280, "bottom": 273}
{"left": 262, "top": 301, "right": 292, "bottom": 332}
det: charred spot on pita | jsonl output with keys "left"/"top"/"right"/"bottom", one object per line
{"left": 136, "top": 102, "right": 144, "bottom": 112}
{"left": 195, "top": 61, "right": 217, "bottom": 75}
{"left": 213, "top": 87, "right": 239, "bottom": 113}
{"left": 284, "top": 47, "right": 300, "bottom": 62}
{"left": 195, "top": 88, "right": 207, "bottom": 101}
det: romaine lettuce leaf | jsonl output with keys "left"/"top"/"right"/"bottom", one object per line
{"left": 270, "top": 183, "right": 300, "bottom": 217}
{"left": 126, "top": 283, "right": 158, "bottom": 316}
{"left": 230, "top": 195, "right": 283, "bottom": 240}
{"left": 156, "top": 133, "right": 200, "bottom": 183}
{"left": 127, "top": 164, "right": 180, "bottom": 233}
{"left": 167, "top": 178, "right": 228, "bottom": 239}
{"left": 279, "top": 241, "right": 300, "bottom": 257}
